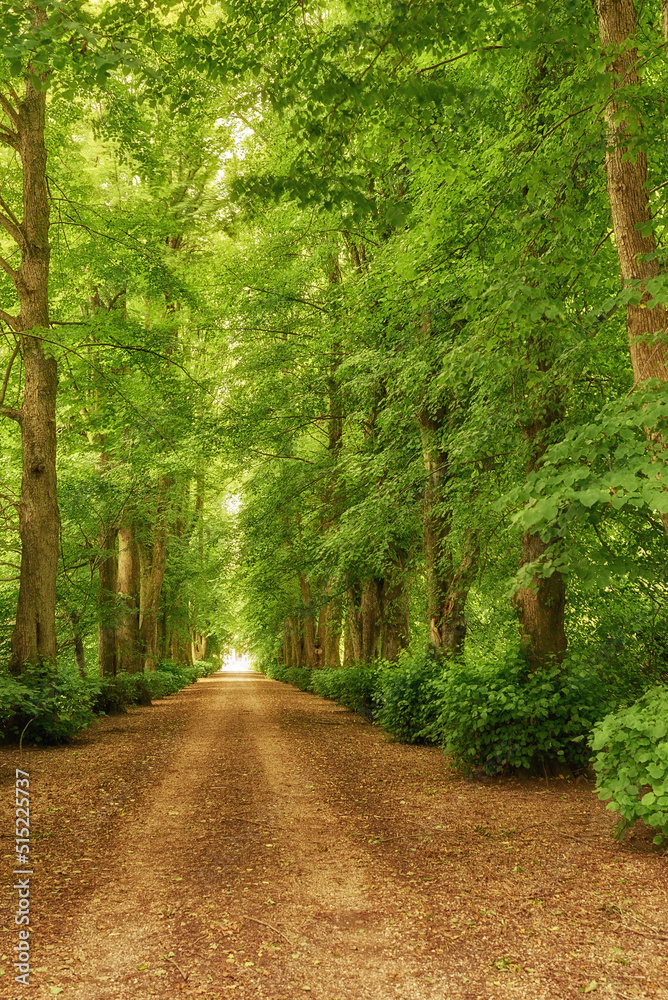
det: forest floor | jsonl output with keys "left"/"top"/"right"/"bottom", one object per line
{"left": 0, "top": 671, "right": 667, "bottom": 1000}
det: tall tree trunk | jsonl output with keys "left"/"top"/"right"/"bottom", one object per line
{"left": 138, "top": 480, "right": 171, "bottom": 671}
{"left": 97, "top": 526, "right": 118, "bottom": 677}
{"left": 298, "top": 574, "right": 319, "bottom": 668}
{"left": 420, "top": 403, "right": 477, "bottom": 657}
{"left": 377, "top": 573, "right": 410, "bottom": 662}
{"left": 317, "top": 599, "right": 341, "bottom": 668}
{"left": 116, "top": 522, "right": 141, "bottom": 673}
{"left": 595, "top": 0, "right": 668, "bottom": 535}
{"left": 67, "top": 609, "right": 87, "bottom": 678}
{"left": 1, "top": 72, "right": 58, "bottom": 674}
{"left": 513, "top": 531, "right": 566, "bottom": 671}
{"left": 346, "top": 581, "right": 380, "bottom": 662}
{"left": 191, "top": 634, "right": 207, "bottom": 661}
{"left": 595, "top": 0, "right": 668, "bottom": 385}
{"left": 139, "top": 525, "right": 168, "bottom": 672}
{"left": 512, "top": 335, "right": 568, "bottom": 670}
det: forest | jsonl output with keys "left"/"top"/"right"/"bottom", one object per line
{"left": 1, "top": 0, "right": 668, "bottom": 849}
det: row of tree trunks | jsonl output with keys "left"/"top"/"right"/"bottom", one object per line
{"left": 97, "top": 478, "right": 173, "bottom": 675}
{"left": 277, "top": 575, "right": 411, "bottom": 669}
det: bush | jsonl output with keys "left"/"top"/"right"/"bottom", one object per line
{"left": 590, "top": 686, "right": 668, "bottom": 845}
{"left": 262, "top": 661, "right": 289, "bottom": 682}
{"left": 374, "top": 652, "right": 444, "bottom": 743}
{"left": 432, "top": 649, "right": 610, "bottom": 775}
{"left": 310, "top": 665, "right": 379, "bottom": 718}
{"left": 0, "top": 674, "right": 31, "bottom": 739}
{"left": 282, "top": 666, "right": 312, "bottom": 691}
{"left": 1, "top": 663, "right": 95, "bottom": 744}
{"left": 192, "top": 659, "right": 219, "bottom": 677}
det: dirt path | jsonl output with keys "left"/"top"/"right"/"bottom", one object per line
{"left": 1, "top": 671, "right": 667, "bottom": 1000}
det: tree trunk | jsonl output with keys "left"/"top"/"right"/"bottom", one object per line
{"left": 1, "top": 73, "right": 59, "bottom": 674}
{"left": 97, "top": 526, "right": 118, "bottom": 677}
{"left": 346, "top": 581, "right": 380, "bottom": 663}
{"left": 377, "top": 574, "right": 410, "bottom": 662}
{"left": 512, "top": 333, "right": 568, "bottom": 669}
{"left": 116, "top": 523, "right": 141, "bottom": 673}
{"left": 67, "top": 609, "right": 87, "bottom": 678}
{"left": 138, "top": 528, "right": 168, "bottom": 672}
{"left": 595, "top": 0, "right": 668, "bottom": 536}
{"left": 419, "top": 403, "right": 477, "bottom": 657}
{"left": 595, "top": 0, "right": 668, "bottom": 385}
{"left": 343, "top": 621, "right": 355, "bottom": 666}
{"left": 138, "top": 526, "right": 168, "bottom": 671}
{"left": 513, "top": 531, "right": 567, "bottom": 672}
{"left": 317, "top": 598, "right": 341, "bottom": 668}
{"left": 191, "top": 634, "right": 207, "bottom": 661}
{"left": 298, "top": 574, "right": 319, "bottom": 668}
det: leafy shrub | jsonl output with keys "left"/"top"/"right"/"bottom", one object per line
{"left": 590, "top": 686, "right": 668, "bottom": 845}
{"left": 310, "top": 665, "right": 379, "bottom": 718}
{"left": 374, "top": 652, "right": 444, "bottom": 744}
{"left": 0, "top": 674, "right": 31, "bottom": 738}
{"left": 192, "top": 659, "right": 219, "bottom": 677}
{"left": 262, "top": 661, "right": 289, "bottom": 682}
{"left": 282, "top": 666, "right": 312, "bottom": 691}
{"left": 2, "top": 663, "right": 95, "bottom": 744}
{"left": 90, "top": 677, "right": 130, "bottom": 715}
{"left": 156, "top": 659, "right": 200, "bottom": 689}
{"left": 432, "top": 649, "right": 609, "bottom": 775}
{"left": 143, "top": 671, "right": 177, "bottom": 698}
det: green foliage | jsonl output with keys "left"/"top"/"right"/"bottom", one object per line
{"left": 590, "top": 687, "right": 668, "bottom": 845}
{"left": 309, "top": 665, "right": 380, "bottom": 718}
{"left": 374, "top": 652, "right": 444, "bottom": 744}
{"left": 431, "top": 650, "right": 610, "bottom": 775}
{"left": 90, "top": 673, "right": 154, "bottom": 714}
{"left": 0, "top": 664, "right": 95, "bottom": 745}
{"left": 282, "top": 666, "right": 312, "bottom": 691}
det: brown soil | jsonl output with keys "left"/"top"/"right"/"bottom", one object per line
{"left": 1, "top": 671, "right": 667, "bottom": 1000}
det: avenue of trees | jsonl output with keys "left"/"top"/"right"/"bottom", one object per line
{"left": 1, "top": 1, "right": 668, "bottom": 817}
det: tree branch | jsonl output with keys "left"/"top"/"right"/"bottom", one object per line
{"left": 0, "top": 194, "right": 22, "bottom": 230}
{"left": 0, "top": 309, "right": 19, "bottom": 330}
{"left": 0, "top": 339, "right": 19, "bottom": 407}
{"left": 0, "top": 209, "right": 23, "bottom": 247}
{"left": 0, "top": 404, "right": 22, "bottom": 423}
{"left": 0, "top": 252, "right": 19, "bottom": 281}
{"left": 0, "top": 124, "right": 19, "bottom": 150}
{"left": 0, "top": 90, "right": 20, "bottom": 129}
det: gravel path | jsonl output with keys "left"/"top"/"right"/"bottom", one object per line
{"left": 1, "top": 671, "right": 667, "bottom": 999}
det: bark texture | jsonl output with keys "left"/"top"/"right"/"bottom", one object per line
{"left": 116, "top": 523, "right": 142, "bottom": 673}
{"left": 2, "top": 73, "right": 59, "bottom": 674}
{"left": 513, "top": 341, "right": 568, "bottom": 670}
{"left": 97, "top": 526, "right": 118, "bottom": 677}
{"left": 595, "top": 0, "right": 668, "bottom": 384}
{"left": 138, "top": 481, "right": 171, "bottom": 671}
{"left": 420, "top": 404, "right": 476, "bottom": 657}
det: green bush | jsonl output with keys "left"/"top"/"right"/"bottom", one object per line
{"left": 263, "top": 660, "right": 289, "bottom": 682}
{"left": 590, "top": 686, "right": 668, "bottom": 845}
{"left": 0, "top": 674, "right": 31, "bottom": 738}
{"left": 374, "top": 652, "right": 444, "bottom": 743}
{"left": 2, "top": 663, "right": 95, "bottom": 744}
{"left": 310, "top": 665, "right": 379, "bottom": 718}
{"left": 156, "top": 659, "right": 200, "bottom": 689}
{"left": 282, "top": 666, "right": 312, "bottom": 691}
{"left": 431, "top": 649, "right": 609, "bottom": 775}
{"left": 90, "top": 677, "right": 130, "bottom": 715}
{"left": 192, "top": 659, "right": 219, "bottom": 677}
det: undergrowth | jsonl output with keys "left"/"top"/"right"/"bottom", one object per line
{"left": 0, "top": 658, "right": 219, "bottom": 744}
